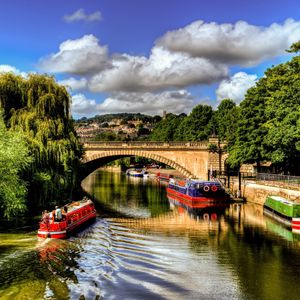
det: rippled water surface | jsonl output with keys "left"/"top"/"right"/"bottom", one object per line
{"left": 1, "top": 170, "right": 300, "bottom": 299}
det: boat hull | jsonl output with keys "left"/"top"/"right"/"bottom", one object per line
{"left": 37, "top": 229, "right": 67, "bottom": 239}
{"left": 126, "top": 169, "right": 145, "bottom": 177}
{"left": 167, "top": 181, "right": 229, "bottom": 208}
{"left": 263, "top": 195, "right": 300, "bottom": 234}
{"left": 38, "top": 200, "right": 96, "bottom": 239}
{"left": 128, "top": 173, "right": 143, "bottom": 177}
{"left": 166, "top": 187, "right": 228, "bottom": 208}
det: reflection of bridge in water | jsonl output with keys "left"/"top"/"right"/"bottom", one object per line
{"left": 82, "top": 139, "right": 227, "bottom": 179}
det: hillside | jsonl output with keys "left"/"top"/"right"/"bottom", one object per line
{"left": 75, "top": 113, "right": 162, "bottom": 141}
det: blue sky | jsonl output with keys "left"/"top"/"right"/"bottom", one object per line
{"left": 1, "top": 0, "right": 300, "bottom": 118}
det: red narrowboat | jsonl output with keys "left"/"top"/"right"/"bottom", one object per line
{"left": 38, "top": 198, "right": 96, "bottom": 239}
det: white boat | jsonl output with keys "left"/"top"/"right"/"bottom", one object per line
{"left": 126, "top": 168, "right": 149, "bottom": 177}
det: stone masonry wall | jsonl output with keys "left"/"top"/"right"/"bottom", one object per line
{"left": 232, "top": 181, "right": 300, "bottom": 205}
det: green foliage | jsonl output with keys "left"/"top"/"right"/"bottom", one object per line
{"left": 94, "top": 131, "right": 120, "bottom": 141}
{"left": 174, "top": 105, "right": 213, "bottom": 141}
{"left": 150, "top": 105, "right": 213, "bottom": 142}
{"left": 137, "top": 126, "right": 150, "bottom": 136}
{"left": 149, "top": 113, "right": 186, "bottom": 141}
{"left": 0, "top": 73, "right": 83, "bottom": 212}
{"left": 213, "top": 99, "right": 239, "bottom": 143}
{"left": 227, "top": 79, "right": 269, "bottom": 168}
{"left": 262, "top": 55, "right": 300, "bottom": 173}
{"left": 208, "top": 143, "right": 218, "bottom": 153}
{"left": 286, "top": 41, "right": 300, "bottom": 53}
{"left": 0, "top": 113, "right": 31, "bottom": 219}
{"left": 76, "top": 112, "right": 159, "bottom": 125}
{"left": 227, "top": 46, "right": 300, "bottom": 173}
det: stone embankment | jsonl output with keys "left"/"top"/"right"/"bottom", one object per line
{"left": 233, "top": 181, "right": 300, "bottom": 205}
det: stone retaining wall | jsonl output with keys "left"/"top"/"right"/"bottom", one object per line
{"left": 234, "top": 181, "right": 300, "bottom": 205}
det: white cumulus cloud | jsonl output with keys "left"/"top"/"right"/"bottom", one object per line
{"left": 64, "top": 9, "right": 102, "bottom": 23}
{"left": 38, "top": 35, "right": 228, "bottom": 92}
{"left": 39, "top": 35, "right": 109, "bottom": 74}
{"left": 157, "top": 18, "right": 300, "bottom": 66}
{"left": 71, "top": 93, "right": 97, "bottom": 116}
{"left": 216, "top": 72, "right": 258, "bottom": 103}
{"left": 59, "top": 77, "right": 88, "bottom": 91}
{"left": 97, "top": 90, "right": 195, "bottom": 115}
{"left": 89, "top": 46, "right": 228, "bottom": 92}
{"left": 0, "top": 64, "right": 27, "bottom": 77}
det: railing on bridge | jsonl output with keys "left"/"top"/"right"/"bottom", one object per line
{"left": 82, "top": 140, "right": 209, "bottom": 149}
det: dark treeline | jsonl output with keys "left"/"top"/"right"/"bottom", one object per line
{"left": 77, "top": 112, "right": 162, "bottom": 125}
{"left": 0, "top": 73, "right": 82, "bottom": 220}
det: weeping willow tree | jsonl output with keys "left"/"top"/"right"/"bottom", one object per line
{"left": 0, "top": 73, "right": 83, "bottom": 210}
{"left": 0, "top": 111, "right": 31, "bottom": 219}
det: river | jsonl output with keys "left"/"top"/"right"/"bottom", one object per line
{"left": 1, "top": 169, "right": 300, "bottom": 299}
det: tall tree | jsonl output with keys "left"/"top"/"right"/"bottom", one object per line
{"left": 228, "top": 41, "right": 300, "bottom": 174}
{"left": 262, "top": 46, "right": 300, "bottom": 173}
{"left": 0, "top": 113, "right": 31, "bottom": 219}
{"left": 227, "top": 79, "right": 269, "bottom": 169}
{"left": 149, "top": 113, "right": 186, "bottom": 141}
{"left": 174, "top": 104, "right": 213, "bottom": 141}
{"left": 0, "top": 73, "right": 83, "bottom": 208}
{"left": 213, "top": 99, "right": 238, "bottom": 142}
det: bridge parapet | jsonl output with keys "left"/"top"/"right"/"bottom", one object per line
{"left": 82, "top": 139, "right": 227, "bottom": 179}
{"left": 83, "top": 141, "right": 208, "bottom": 150}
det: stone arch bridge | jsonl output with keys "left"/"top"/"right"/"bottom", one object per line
{"left": 82, "top": 139, "right": 227, "bottom": 180}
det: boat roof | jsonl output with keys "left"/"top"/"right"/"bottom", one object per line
{"left": 189, "top": 179, "right": 221, "bottom": 184}
{"left": 268, "top": 195, "right": 297, "bottom": 205}
{"left": 65, "top": 199, "right": 93, "bottom": 213}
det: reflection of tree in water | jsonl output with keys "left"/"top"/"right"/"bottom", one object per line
{"left": 188, "top": 204, "right": 300, "bottom": 300}
{"left": 84, "top": 170, "right": 170, "bottom": 217}
{"left": 0, "top": 238, "right": 79, "bottom": 299}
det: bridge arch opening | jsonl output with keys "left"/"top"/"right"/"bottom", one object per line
{"left": 81, "top": 151, "right": 195, "bottom": 180}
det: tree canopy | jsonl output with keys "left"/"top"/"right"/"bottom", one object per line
{"left": 227, "top": 42, "right": 300, "bottom": 173}
{"left": 174, "top": 104, "right": 213, "bottom": 141}
{"left": 0, "top": 73, "right": 82, "bottom": 213}
{"left": 213, "top": 99, "right": 240, "bottom": 146}
{"left": 0, "top": 112, "right": 31, "bottom": 219}
{"left": 149, "top": 113, "right": 186, "bottom": 141}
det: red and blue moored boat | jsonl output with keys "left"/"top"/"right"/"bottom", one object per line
{"left": 167, "top": 179, "right": 229, "bottom": 208}
{"left": 38, "top": 199, "right": 96, "bottom": 239}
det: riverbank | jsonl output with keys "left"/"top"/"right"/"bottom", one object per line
{"left": 99, "top": 167, "right": 300, "bottom": 205}
{"left": 145, "top": 168, "right": 300, "bottom": 205}
{"left": 233, "top": 181, "right": 300, "bottom": 205}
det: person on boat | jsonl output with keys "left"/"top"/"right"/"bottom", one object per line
{"left": 42, "top": 210, "right": 50, "bottom": 224}
{"left": 55, "top": 206, "right": 62, "bottom": 222}
{"left": 61, "top": 206, "right": 68, "bottom": 220}
{"left": 48, "top": 211, "right": 53, "bottom": 223}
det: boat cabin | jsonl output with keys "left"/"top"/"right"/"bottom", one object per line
{"left": 169, "top": 179, "right": 226, "bottom": 197}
